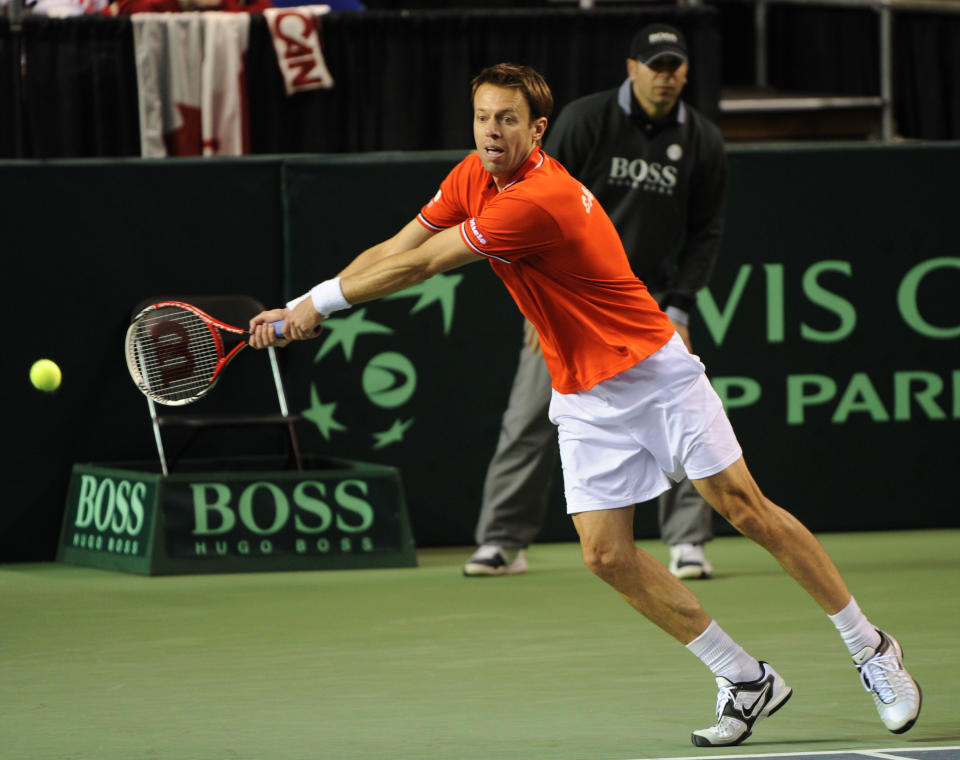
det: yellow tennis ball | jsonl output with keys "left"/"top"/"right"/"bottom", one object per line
{"left": 30, "top": 359, "right": 62, "bottom": 392}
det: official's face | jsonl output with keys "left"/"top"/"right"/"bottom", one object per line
{"left": 473, "top": 84, "right": 547, "bottom": 188}
{"left": 627, "top": 56, "right": 689, "bottom": 115}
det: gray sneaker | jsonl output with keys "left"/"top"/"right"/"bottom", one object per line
{"left": 462, "top": 545, "right": 528, "bottom": 577}
{"left": 853, "top": 629, "right": 922, "bottom": 733}
{"left": 691, "top": 662, "right": 792, "bottom": 747}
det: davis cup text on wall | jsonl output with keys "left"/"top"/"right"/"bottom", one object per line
{"left": 698, "top": 258, "right": 960, "bottom": 346}
{"left": 700, "top": 256, "right": 960, "bottom": 424}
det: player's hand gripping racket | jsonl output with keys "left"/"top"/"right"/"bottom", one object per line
{"left": 125, "top": 301, "right": 286, "bottom": 406}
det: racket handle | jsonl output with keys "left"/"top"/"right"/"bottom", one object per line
{"left": 267, "top": 320, "right": 319, "bottom": 340}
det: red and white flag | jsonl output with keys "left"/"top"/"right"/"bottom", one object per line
{"left": 263, "top": 5, "right": 335, "bottom": 96}
{"left": 201, "top": 12, "right": 251, "bottom": 155}
{"left": 132, "top": 12, "right": 250, "bottom": 157}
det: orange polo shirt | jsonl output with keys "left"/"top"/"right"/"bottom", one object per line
{"left": 418, "top": 148, "right": 674, "bottom": 393}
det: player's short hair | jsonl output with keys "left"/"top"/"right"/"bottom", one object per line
{"left": 471, "top": 63, "right": 554, "bottom": 122}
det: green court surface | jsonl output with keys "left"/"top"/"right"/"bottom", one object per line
{"left": 3, "top": 530, "right": 958, "bottom": 760}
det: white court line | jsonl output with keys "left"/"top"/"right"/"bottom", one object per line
{"left": 621, "top": 746, "right": 960, "bottom": 760}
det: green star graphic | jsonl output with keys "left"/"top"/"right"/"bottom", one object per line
{"left": 314, "top": 308, "right": 393, "bottom": 363}
{"left": 302, "top": 383, "right": 347, "bottom": 440}
{"left": 384, "top": 273, "right": 463, "bottom": 334}
{"left": 371, "top": 418, "right": 414, "bottom": 450}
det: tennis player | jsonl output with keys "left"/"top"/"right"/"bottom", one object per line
{"left": 249, "top": 63, "right": 921, "bottom": 747}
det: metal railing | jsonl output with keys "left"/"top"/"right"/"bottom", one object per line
{"left": 568, "top": 0, "right": 960, "bottom": 139}
{"left": 734, "top": 0, "right": 960, "bottom": 139}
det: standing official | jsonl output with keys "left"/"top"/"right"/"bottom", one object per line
{"left": 466, "top": 24, "right": 726, "bottom": 579}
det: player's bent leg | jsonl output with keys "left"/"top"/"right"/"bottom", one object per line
{"left": 691, "top": 457, "right": 851, "bottom": 616}
{"left": 574, "top": 506, "right": 796, "bottom": 746}
{"left": 695, "top": 459, "right": 923, "bottom": 736}
{"left": 571, "top": 506, "right": 712, "bottom": 644}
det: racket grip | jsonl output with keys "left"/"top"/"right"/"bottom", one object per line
{"left": 268, "top": 320, "right": 319, "bottom": 339}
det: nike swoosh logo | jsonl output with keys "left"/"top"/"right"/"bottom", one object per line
{"left": 740, "top": 682, "right": 771, "bottom": 720}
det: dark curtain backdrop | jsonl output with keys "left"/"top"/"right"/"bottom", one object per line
{"left": 893, "top": 12, "right": 960, "bottom": 140}
{"left": 767, "top": 5, "right": 880, "bottom": 96}
{"left": 246, "top": 6, "right": 722, "bottom": 154}
{"left": 3, "top": 4, "right": 960, "bottom": 158}
{"left": 0, "top": 19, "right": 14, "bottom": 156}
{"left": 0, "top": 16, "right": 140, "bottom": 158}
{"left": 1, "top": 7, "right": 721, "bottom": 158}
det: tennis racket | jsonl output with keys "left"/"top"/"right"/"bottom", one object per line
{"left": 125, "top": 300, "right": 286, "bottom": 406}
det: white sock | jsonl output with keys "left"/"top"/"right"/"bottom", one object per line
{"left": 828, "top": 597, "right": 882, "bottom": 655}
{"left": 686, "top": 620, "right": 763, "bottom": 684}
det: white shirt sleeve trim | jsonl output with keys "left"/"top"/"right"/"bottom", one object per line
{"left": 459, "top": 221, "right": 512, "bottom": 263}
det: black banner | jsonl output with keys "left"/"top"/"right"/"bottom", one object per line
{"left": 280, "top": 145, "right": 960, "bottom": 541}
{"left": 692, "top": 144, "right": 960, "bottom": 529}
{"left": 10, "top": 144, "right": 960, "bottom": 566}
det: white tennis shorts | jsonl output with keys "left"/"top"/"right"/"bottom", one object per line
{"left": 548, "top": 332, "right": 742, "bottom": 514}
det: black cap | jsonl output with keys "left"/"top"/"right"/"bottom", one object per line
{"left": 628, "top": 24, "right": 688, "bottom": 65}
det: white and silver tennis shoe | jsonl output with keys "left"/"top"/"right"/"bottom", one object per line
{"left": 462, "top": 545, "right": 528, "bottom": 577}
{"left": 853, "top": 629, "right": 922, "bottom": 733}
{"left": 691, "top": 662, "right": 792, "bottom": 747}
{"left": 669, "top": 543, "right": 714, "bottom": 580}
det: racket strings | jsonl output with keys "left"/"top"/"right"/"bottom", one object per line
{"left": 128, "top": 307, "right": 223, "bottom": 403}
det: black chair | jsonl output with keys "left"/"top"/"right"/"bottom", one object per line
{"left": 130, "top": 294, "right": 303, "bottom": 475}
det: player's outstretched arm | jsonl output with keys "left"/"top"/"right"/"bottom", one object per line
{"left": 340, "top": 225, "right": 479, "bottom": 306}
{"left": 337, "top": 218, "right": 437, "bottom": 279}
{"left": 249, "top": 224, "right": 480, "bottom": 350}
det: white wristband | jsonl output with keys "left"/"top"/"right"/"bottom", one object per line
{"left": 309, "top": 277, "right": 351, "bottom": 316}
{"left": 286, "top": 278, "right": 351, "bottom": 316}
